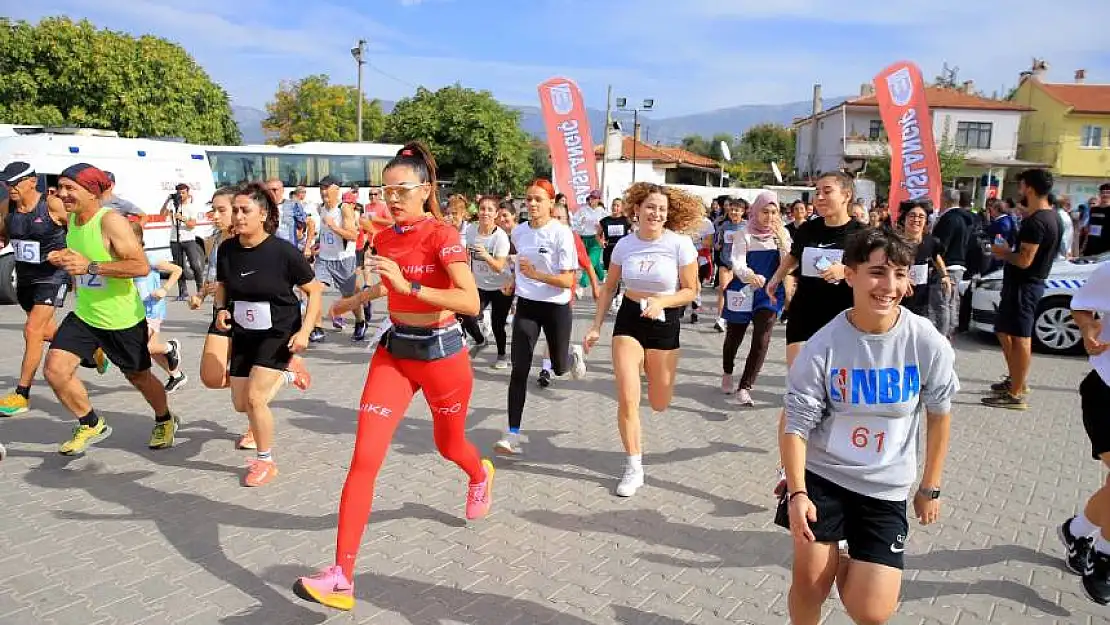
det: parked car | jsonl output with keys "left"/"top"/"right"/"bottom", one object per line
{"left": 968, "top": 252, "right": 1110, "bottom": 355}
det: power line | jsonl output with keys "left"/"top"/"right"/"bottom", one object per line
{"left": 365, "top": 61, "right": 420, "bottom": 91}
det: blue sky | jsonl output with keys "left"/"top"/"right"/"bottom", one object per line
{"left": 10, "top": 0, "right": 1110, "bottom": 117}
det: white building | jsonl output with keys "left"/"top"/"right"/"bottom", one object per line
{"left": 793, "top": 84, "right": 1040, "bottom": 206}
{"left": 593, "top": 135, "right": 724, "bottom": 204}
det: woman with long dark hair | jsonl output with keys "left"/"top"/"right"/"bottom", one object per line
{"left": 212, "top": 183, "right": 323, "bottom": 487}
{"left": 295, "top": 143, "right": 494, "bottom": 611}
{"left": 896, "top": 199, "right": 950, "bottom": 325}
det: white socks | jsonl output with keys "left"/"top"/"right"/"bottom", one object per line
{"left": 1072, "top": 512, "right": 1100, "bottom": 537}
{"left": 542, "top": 358, "right": 552, "bottom": 372}
{"left": 627, "top": 454, "right": 643, "bottom": 472}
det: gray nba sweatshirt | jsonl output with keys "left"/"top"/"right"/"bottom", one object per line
{"left": 784, "top": 309, "right": 959, "bottom": 501}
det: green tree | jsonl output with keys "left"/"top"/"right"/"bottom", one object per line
{"left": 737, "top": 123, "right": 795, "bottom": 167}
{"left": 0, "top": 16, "right": 239, "bottom": 144}
{"left": 263, "top": 74, "right": 386, "bottom": 145}
{"left": 681, "top": 135, "right": 712, "bottom": 157}
{"left": 528, "top": 140, "right": 552, "bottom": 181}
{"left": 383, "top": 85, "right": 532, "bottom": 196}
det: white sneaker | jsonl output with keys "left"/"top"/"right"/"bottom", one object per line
{"left": 493, "top": 433, "right": 522, "bottom": 456}
{"left": 492, "top": 355, "right": 509, "bottom": 370}
{"left": 616, "top": 464, "right": 644, "bottom": 497}
{"left": 569, "top": 345, "right": 587, "bottom": 380}
{"left": 720, "top": 374, "right": 734, "bottom": 394}
{"left": 714, "top": 318, "right": 726, "bottom": 333}
{"left": 736, "top": 388, "right": 754, "bottom": 406}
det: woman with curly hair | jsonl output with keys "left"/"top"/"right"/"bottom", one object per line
{"left": 583, "top": 183, "right": 700, "bottom": 497}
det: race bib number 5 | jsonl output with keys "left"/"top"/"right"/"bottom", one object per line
{"left": 233, "top": 301, "right": 273, "bottom": 330}
{"left": 826, "top": 415, "right": 910, "bottom": 465}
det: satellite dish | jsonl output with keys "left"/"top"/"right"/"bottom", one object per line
{"left": 771, "top": 161, "right": 784, "bottom": 184}
{"left": 720, "top": 141, "right": 732, "bottom": 162}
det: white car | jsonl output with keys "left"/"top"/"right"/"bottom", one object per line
{"left": 969, "top": 252, "right": 1110, "bottom": 355}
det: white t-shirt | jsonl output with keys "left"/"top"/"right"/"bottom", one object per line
{"left": 611, "top": 229, "right": 698, "bottom": 296}
{"left": 1070, "top": 262, "right": 1110, "bottom": 385}
{"left": 573, "top": 205, "right": 608, "bottom": 237}
{"left": 511, "top": 220, "right": 577, "bottom": 304}
{"left": 466, "top": 226, "right": 511, "bottom": 291}
{"left": 317, "top": 203, "right": 355, "bottom": 261}
{"left": 172, "top": 199, "right": 202, "bottom": 242}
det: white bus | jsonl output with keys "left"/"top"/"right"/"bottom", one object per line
{"left": 0, "top": 129, "right": 402, "bottom": 303}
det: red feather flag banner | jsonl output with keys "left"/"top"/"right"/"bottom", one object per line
{"left": 873, "top": 61, "right": 942, "bottom": 221}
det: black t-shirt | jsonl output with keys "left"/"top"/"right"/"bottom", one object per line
{"left": 1004, "top": 208, "right": 1061, "bottom": 284}
{"left": 1084, "top": 205, "right": 1110, "bottom": 256}
{"left": 789, "top": 218, "right": 866, "bottom": 321}
{"left": 933, "top": 207, "right": 974, "bottom": 267}
{"left": 599, "top": 216, "right": 633, "bottom": 248}
{"left": 217, "top": 235, "right": 316, "bottom": 335}
{"left": 907, "top": 236, "right": 944, "bottom": 315}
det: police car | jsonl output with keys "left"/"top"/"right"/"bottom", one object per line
{"left": 968, "top": 252, "right": 1110, "bottom": 354}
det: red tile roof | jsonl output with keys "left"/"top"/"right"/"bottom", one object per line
{"left": 848, "top": 86, "right": 1032, "bottom": 111}
{"left": 593, "top": 137, "right": 720, "bottom": 168}
{"left": 1038, "top": 82, "right": 1110, "bottom": 114}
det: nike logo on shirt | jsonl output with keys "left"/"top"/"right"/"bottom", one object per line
{"left": 816, "top": 243, "right": 835, "bottom": 248}
{"left": 241, "top": 271, "right": 257, "bottom": 277}
{"left": 889, "top": 544, "right": 905, "bottom": 553}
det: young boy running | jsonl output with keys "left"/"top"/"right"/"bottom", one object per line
{"left": 131, "top": 222, "right": 187, "bottom": 392}
{"left": 777, "top": 228, "right": 959, "bottom": 625}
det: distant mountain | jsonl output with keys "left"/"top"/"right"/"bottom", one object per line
{"left": 232, "top": 96, "right": 851, "bottom": 147}
{"left": 232, "top": 106, "right": 268, "bottom": 144}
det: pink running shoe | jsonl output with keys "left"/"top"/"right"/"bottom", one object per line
{"left": 287, "top": 356, "right": 312, "bottom": 392}
{"left": 465, "top": 459, "right": 495, "bottom": 520}
{"left": 294, "top": 565, "right": 354, "bottom": 611}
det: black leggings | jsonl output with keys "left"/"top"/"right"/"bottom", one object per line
{"left": 508, "top": 298, "right": 572, "bottom": 430}
{"left": 459, "top": 289, "right": 514, "bottom": 356}
{"left": 722, "top": 309, "right": 776, "bottom": 390}
{"left": 170, "top": 239, "right": 205, "bottom": 296}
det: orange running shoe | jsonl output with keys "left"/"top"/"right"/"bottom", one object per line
{"left": 244, "top": 459, "right": 278, "bottom": 487}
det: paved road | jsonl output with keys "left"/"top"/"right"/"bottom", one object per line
{"left": 0, "top": 297, "right": 1104, "bottom": 625}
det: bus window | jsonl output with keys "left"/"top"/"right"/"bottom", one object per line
{"left": 208, "top": 152, "right": 263, "bottom": 185}
{"left": 275, "top": 155, "right": 311, "bottom": 187}
{"left": 367, "top": 157, "right": 388, "bottom": 186}
{"left": 317, "top": 156, "right": 368, "bottom": 187}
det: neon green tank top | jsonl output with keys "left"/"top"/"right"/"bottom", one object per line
{"left": 68, "top": 208, "right": 145, "bottom": 330}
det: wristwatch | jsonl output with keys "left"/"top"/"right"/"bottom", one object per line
{"left": 409, "top": 282, "right": 422, "bottom": 296}
{"left": 918, "top": 486, "right": 941, "bottom": 500}
{"left": 87, "top": 261, "right": 101, "bottom": 276}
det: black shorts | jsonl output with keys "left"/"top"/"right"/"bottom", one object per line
{"left": 612, "top": 297, "right": 681, "bottom": 351}
{"left": 229, "top": 331, "right": 293, "bottom": 378}
{"left": 994, "top": 279, "right": 1045, "bottom": 338}
{"left": 775, "top": 470, "right": 909, "bottom": 569}
{"left": 52, "top": 313, "right": 151, "bottom": 374}
{"left": 1081, "top": 371, "right": 1110, "bottom": 460}
{"left": 785, "top": 306, "right": 842, "bottom": 345}
{"left": 17, "top": 280, "right": 68, "bottom": 313}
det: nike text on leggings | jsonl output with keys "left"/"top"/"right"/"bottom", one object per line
{"left": 335, "top": 346, "right": 484, "bottom": 580}
{"left": 508, "top": 297, "right": 572, "bottom": 430}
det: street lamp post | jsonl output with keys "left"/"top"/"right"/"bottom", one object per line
{"left": 616, "top": 97, "right": 654, "bottom": 183}
{"left": 350, "top": 39, "right": 367, "bottom": 142}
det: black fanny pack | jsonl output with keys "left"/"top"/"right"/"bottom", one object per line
{"left": 381, "top": 323, "right": 465, "bottom": 361}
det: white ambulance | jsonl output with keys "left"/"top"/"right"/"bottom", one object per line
{"left": 0, "top": 129, "right": 216, "bottom": 303}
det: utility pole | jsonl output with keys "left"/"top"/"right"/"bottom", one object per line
{"left": 616, "top": 96, "right": 654, "bottom": 185}
{"left": 600, "top": 85, "right": 612, "bottom": 201}
{"left": 351, "top": 40, "right": 367, "bottom": 142}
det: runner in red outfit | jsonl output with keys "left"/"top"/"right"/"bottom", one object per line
{"left": 294, "top": 142, "right": 494, "bottom": 611}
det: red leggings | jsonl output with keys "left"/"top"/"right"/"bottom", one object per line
{"left": 336, "top": 345, "right": 483, "bottom": 580}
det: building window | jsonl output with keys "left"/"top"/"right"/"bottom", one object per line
{"left": 1081, "top": 125, "right": 1103, "bottom": 148}
{"left": 868, "top": 120, "right": 883, "bottom": 140}
{"left": 955, "top": 122, "right": 992, "bottom": 150}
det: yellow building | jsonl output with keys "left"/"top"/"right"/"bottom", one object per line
{"left": 1014, "top": 69, "right": 1110, "bottom": 203}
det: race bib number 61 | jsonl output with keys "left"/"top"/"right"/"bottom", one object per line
{"left": 826, "top": 415, "right": 909, "bottom": 465}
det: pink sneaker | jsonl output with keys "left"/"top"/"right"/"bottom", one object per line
{"left": 294, "top": 565, "right": 354, "bottom": 611}
{"left": 465, "top": 459, "right": 495, "bottom": 520}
